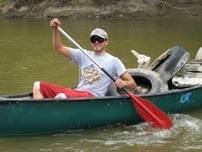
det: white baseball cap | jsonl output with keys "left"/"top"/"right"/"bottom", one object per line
{"left": 90, "top": 28, "right": 108, "bottom": 39}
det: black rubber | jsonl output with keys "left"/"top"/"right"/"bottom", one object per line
{"left": 128, "top": 68, "right": 167, "bottom": 94}
{"left": 150, "top": 46, "right": 190, "bottom": 81}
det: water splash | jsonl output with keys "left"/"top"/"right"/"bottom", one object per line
{"left": 82, "top": 114, "right": 202, "bottom": 147}
{"left": 170, "top": 114, "right": 202, "bottom": 151}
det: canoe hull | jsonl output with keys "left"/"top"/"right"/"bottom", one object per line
{"left": 1, "top": 85, "right": 202, "bottom": 136}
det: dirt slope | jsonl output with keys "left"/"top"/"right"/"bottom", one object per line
{"left": 0, "top": 0, "right": 202, "bottom": 20}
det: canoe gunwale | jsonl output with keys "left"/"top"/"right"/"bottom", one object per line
{"left": 0, "top": 85, "right": 201, "bottom": 104}
{"left": 0, "top": 94, "right": 129, "bottom": 104}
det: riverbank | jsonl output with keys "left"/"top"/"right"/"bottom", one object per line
{"left": 0, "top": 0, "right": 202, "bottom": 20}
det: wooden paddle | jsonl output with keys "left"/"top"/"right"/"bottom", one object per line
{"left": 58, "top": 27, "right": 172, "bottom": 129}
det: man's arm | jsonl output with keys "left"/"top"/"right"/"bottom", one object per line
{"left": 50, "top": 18, "right": 71, "bottom": 58}
{"left": 115, "top": 71, "right": 137, "bottom": 89}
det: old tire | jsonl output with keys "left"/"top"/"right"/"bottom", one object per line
{"left": 128, "top": 68, "right": 168, "bottom": 94}
{"left": 149, "top": 46, "right": 190, "bottom": 81}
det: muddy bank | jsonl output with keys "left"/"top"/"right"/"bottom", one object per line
{"left": 0, "top": 0, "right": 202, "bottom": 20}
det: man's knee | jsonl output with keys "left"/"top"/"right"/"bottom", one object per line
{"left": 54, "top": 93, "right": 67, "bottom": 99}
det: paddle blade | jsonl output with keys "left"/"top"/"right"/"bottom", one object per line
{"left": 127, "top": 92, "right": 172, "bottom": 129}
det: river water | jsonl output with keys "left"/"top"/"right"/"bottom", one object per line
{"left": 0, "top": 19, "right": 202, "bottom": 152}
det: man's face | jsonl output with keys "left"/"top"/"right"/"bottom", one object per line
{"left": 90, "top": 35, "right": 108, "bottom": 52}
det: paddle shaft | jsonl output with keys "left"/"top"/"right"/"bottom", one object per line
{"left": 58, "top": 27, "right": 117, "bottom": 83}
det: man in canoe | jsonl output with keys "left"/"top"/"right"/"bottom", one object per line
{"left": 32, "top": 18, "right": 136, "bottom": 99}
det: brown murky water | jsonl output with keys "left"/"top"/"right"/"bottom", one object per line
{"left": 0, "top": 19, "right": 202, "bottom": 152}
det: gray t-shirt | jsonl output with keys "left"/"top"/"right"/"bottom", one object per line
{"left": 69, "top": 48, "right": 126, "bottom": 97}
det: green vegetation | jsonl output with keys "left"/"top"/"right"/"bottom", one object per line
{"left": 0, "top": 0, "right": 8, "bottom": 4}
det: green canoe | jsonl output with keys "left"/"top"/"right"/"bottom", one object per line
{"left": 0, "top": 85, "right": 202, "bottom": 136}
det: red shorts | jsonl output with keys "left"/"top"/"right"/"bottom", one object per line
{"left": 39, "top": 81, "right": 95, "bottom": 98}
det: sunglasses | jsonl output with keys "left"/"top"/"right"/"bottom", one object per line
{"left": 90, "top": 36, "right": 106, "bottom": 43}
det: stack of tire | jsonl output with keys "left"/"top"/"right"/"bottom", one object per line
{"left": 128, "top": 46, "right": 190, "bottom": 94}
